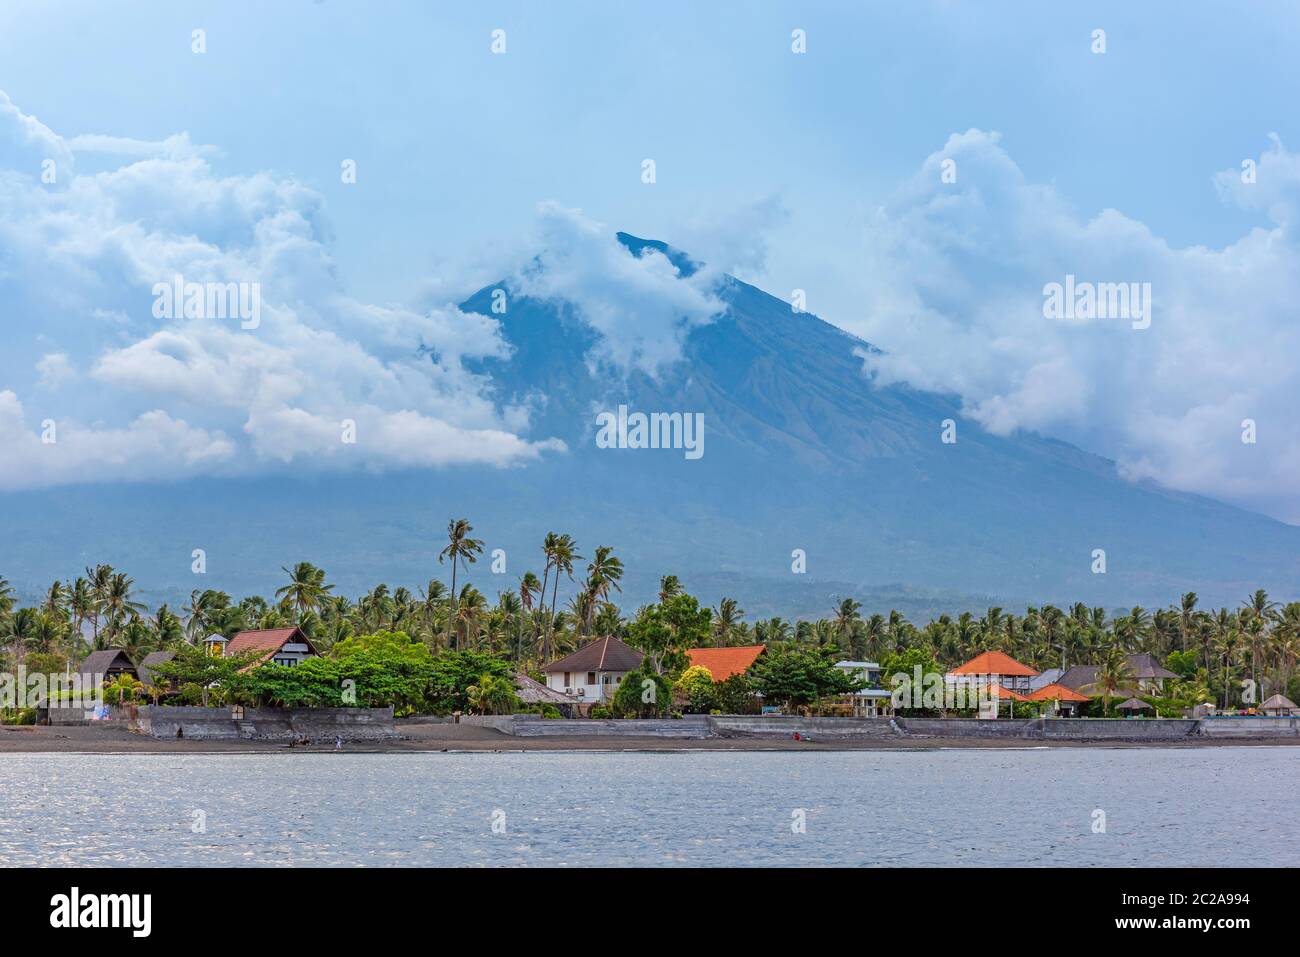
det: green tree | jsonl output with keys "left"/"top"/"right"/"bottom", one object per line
{"left": 465, "top": 673, "right": 520, "bottom": 715}
{"left": 751, "top": 646, "right": 862, "bottom": 712}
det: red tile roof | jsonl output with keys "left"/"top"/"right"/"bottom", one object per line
{"left": 684, "top": 644, "right": 766, "bottom": 681}
{"left": 984, "top": 684, "right": 1030, "bottom": 701}
{"left": 225, "top": 627, "right": 317, "bottom": 665}
{"left": 947, "top": 650, "right": 1038, "bottom": 677}
{"left": 1028, "top": 682, "right": 1090, "bottom": 703}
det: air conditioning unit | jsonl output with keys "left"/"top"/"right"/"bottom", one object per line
{"left": 575, "top": 689, "right": 585, "bottom": 697}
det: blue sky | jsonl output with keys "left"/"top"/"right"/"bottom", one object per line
{"left": 2, "top": 1, "right": 1299, "bottom": 520}
{"left": 6, "top": 0, "right": 1298, "bottom": 304}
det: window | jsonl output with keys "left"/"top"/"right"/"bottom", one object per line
{"left": 563, "top": 672, "right": 571, "bottom": 687}
{"left": 587, "top": 671, "right": 597, "bottom": 685}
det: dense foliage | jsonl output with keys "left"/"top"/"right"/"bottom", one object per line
{"left": 3, "top": 522, "right": 1299, "bottom": 716}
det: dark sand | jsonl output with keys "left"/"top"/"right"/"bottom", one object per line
{"left": 3, "top": 723, "right": 1297, "bottom": 754}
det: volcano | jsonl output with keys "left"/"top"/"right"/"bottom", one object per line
{"left": 4, "top": 232, "right": 1298, "bottom": 615}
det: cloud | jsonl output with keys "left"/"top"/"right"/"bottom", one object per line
{"left": 0, "top": 90, "right": 563, "bottom": 491}
{"left": 511, "top": 202, "right": 725, "bottom": 377}
{"left": 853, "top": 129, "right": 1300, "bottom": 523}
{"left": 0, "top": 390, "right": 235, "bottom": 491}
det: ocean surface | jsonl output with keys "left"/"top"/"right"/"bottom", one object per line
{"left": 1, "top": 748, "right": 1296, "bottom": 866}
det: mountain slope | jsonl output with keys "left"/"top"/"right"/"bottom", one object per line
{"left": 2, "top": 233, "right": 1297, "bottom": 614}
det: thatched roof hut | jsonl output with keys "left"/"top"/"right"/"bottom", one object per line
{"left": 514, "top": 672, "right": 573, "bottom": 708}
{"left": 1260, "top": 694, "right": 1299, "bottom": 716}
{"left": 77, "top": 649, "right": 136, "bottom": 681}
{"left": 137, "top": 651, "right": 176, "bottom": 690}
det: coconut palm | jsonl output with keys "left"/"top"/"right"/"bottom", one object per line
{"left": 1090, "top": 646, "right": 1135, "bottom": 715}
{"left": 439, "top": 519, "right": 484, "bottom": 649}
{"left": 544, "top": 534, "right": 580, "bottom": 660}
{"left": 582, "top": 546, "right": 623, "bottom": 635}
{"left": 99, "top": 573, "right": 146, "bottom": 647}
{"left": 711, "top": 597, "right": 744, "bottom": 646}
{"left": 465, "top": 673, "right": 519, "bottom": 715}
{"left": 275, "top": 562, "right": 334, "bottom": 621}
{"left": 832, "top": 598, "right": 863, "bottom": 653}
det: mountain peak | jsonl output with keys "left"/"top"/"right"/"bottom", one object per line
{"left": 614, "top": 231, "right": 700, "bottom": 277}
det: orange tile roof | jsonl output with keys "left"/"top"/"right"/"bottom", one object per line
{"left": 947, "top": 650, "right": 1038, "bottom": 677}
{"left": 1027, "top": 682, "right": 1090, "bottom": 703}
{"left": 684, "top": 644, "right": 766, "bottom": 681}
{"left": 225, "top": 627, "right": 316, "bottom": 665}
{"left": 984, "top": 684, "right": 1030, "bottom": 701}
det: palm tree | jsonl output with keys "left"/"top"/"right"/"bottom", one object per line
{"left": 275, "top": 562, "right": 333, "bottom": 621}
{"left": 582, "top": 546, "right": 623, "bottom": 635}
{"left": 68, "top": 578, "right": 93, "bottom": 646}
{"left": 85, "top": 564, "right": 114, "bottom": 645}
{"left": 417, "top": 580, "right": 448, "bottom": 646}
{"left": 658, "top": 575, "right": 682, "bottom": 604}
{"left": 454, "top": 585, "right": 488, "bottom": 649}
{"left": 538, "top": 533, "right": 561, "bottom": 648}
{"left": 465, "top": 673, "right": 518, "bottom": 715}
{"left": 711, "top": 597, "right": 744, "bottom": 646}
{"left": 99, "top": 572, "right": 146, "bottom": 648}
{"left": 832, "top": 598, "right": 863, "bottom": 655}
{"left": 439, "top": 519, "right": 484, "bottom": 650}
{"left": 1091, "top": 646, "right": 1135, "bottom": 715}
{"left": 0, "top": 576, "right": 14, "bottom": 618}
{"left": 1177, "top": 592, "right": 1198, "bottom": 653}
{"left": 544, "top": 535, "right": 580, "bottom": 661}
{"left": 1214, "top": 626, "right": 1242, "bottom": 710}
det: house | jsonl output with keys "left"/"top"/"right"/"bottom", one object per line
{"left": 684, "top": 644, "right": 766, "bottom": 681}
{"left": 1059, "top": 654, "right": 1179, "bottom": 696}
{"left": 945, "top": 650, "right": 1039, "bottom": 695}
{"left": 833, "top": 661, "right": 895, "bottom": 717}
{"left": 1027, "top": 667, "right": 1064, "bottom": 692}
{"left": 78, "top": 649, "right": 137, "bottom": 684}
{"left": 541, "top": 635, "right": 643, "bottom": 707}
{"left": 1125, "top": 653, "right": 1180, "bottom": 693}
{"left": 137, "top": 651, "right": 176, "bottom": 695}
{"left": 1027, "top": 682, "right": 1090, "bottom": 716}
{"left": 225, "top": 626, "right": 319, "bottom": 667}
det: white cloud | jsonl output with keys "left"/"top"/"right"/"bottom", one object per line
{"left": 0, "top": 90, "right": 563, "bottom": 491}
{"left": 35, "top": 353, "right": 74, "bottom": 389}
{"left": 853, "top": 129, "right": 1300, "bottom": 523}
{"left": 0, "top": 390, "right": 235, "bottom": 490}
{"left": 512, "top": 202, "right": 725, "bottom": 377}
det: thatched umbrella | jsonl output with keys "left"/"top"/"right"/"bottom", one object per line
{"left": 1116, "top": 697, "right": 1154, "bottom": 714}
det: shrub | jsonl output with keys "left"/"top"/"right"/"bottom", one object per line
{"left": 673, "top": 665, "right": 718, "bottom": 714}
{"left": 589, "top": 705, "right": 611, "bottom": 719}
{"left": 610, "top": 664, "right": 673, "bottom": 718}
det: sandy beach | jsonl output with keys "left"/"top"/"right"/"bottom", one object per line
{"left": 4, "top": 722, "right": 1297, "bottom": 754}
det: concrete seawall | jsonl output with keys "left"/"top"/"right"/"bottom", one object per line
{"left": 452, "top": 713, "right": 1296, "bottom": 742}
{"left": 109, "top": 705, "right": 397, "bottom": 740}
{"left": 1196, "top": 716, "right": 1300, "bottom": 738}
{"left": 710, "top": 716, "right": 900, "bottom": 738}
